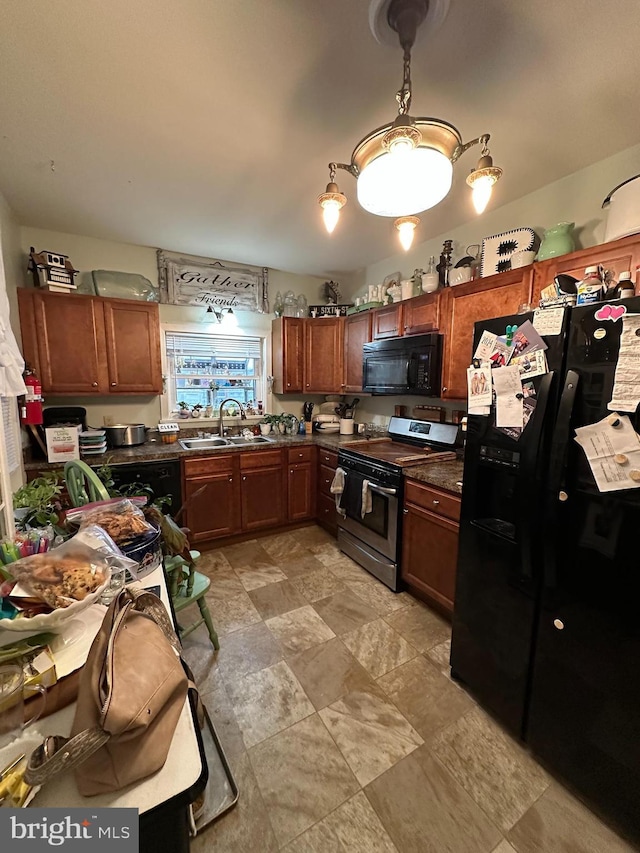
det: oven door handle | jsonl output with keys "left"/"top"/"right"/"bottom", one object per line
{"left": 368, "top": 483, "right": 397, "bottom": 496}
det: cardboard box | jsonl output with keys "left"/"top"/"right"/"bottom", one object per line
{"left": 45, "top": 426, "right": 80, "bottom": 463}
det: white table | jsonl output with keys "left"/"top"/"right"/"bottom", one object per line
{"left": 0, "top": 566, "right": 207, "bottom": 851}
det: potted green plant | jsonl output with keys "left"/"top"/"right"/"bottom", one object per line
{"left": 178, "top": 401, "right": 191, "bottom": 419}
{"left": 13, "top": 473, "right": 63, "bottom": 529}
{"left": 191, "top": 403, "right": 203, "bottom": 419}
{"left": 259, "top": 413, "right": 281, "bottom": 436}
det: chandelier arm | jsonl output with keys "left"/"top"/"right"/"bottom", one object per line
{"left": 451, "top": 133, "right": 491, "bottom": 163}
{"left": 331, "top": 161, "right": 359, "bottom": 179}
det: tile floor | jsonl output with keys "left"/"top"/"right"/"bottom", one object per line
{"left": 182, "top": 525, "right": 638, "bottom": 853}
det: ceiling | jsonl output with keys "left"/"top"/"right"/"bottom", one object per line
{"left": 1, "top": 0, "right": 639, "bottom": 278}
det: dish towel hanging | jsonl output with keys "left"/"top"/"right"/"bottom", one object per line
{"left": 330, "top": 467, "right": 346, "bottom": 518}
{"left": 361, "top": 479, "right": 373, "bottom": 519}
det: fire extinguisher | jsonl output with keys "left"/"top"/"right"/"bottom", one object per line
{"left": 20, "top": 366, "right": 44, "bottom": 425}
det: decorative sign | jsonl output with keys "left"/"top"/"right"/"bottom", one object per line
{"left": 480, "top": 228, "right": 538, "bottom": 278}
{"left": 157, "top": 250, "right": 269, "bottom": 313}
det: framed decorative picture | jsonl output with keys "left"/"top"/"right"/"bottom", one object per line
{"left": 157, "top": 249, "right": 269, "bottom": 312}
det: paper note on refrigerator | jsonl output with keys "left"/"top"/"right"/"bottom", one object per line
{"left": 608, "top": 314, "right": 640, "bottom": 413}
{"left": 492, "top": 365, "right": 523, "bottom": 427}
{"left": 467, "top": 365, "right": 492, "bottom": 408}
{"left": 574, "top": 413, "right": 640, "bottom": 492}
{"left": 533, "top": 307, "right": 564, "bottom": 336}
{"left": 473, "top": 331, "right": 498, "bottom": 362}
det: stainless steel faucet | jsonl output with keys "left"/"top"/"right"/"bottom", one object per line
{"left": 218, "top": 398, "right": 247, "bottom": 437}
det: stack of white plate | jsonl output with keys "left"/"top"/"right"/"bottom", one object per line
{"left": 79, "top": 429, "right": 107, "bottom": 456}
{"left": 313, "top": 414, "right": 340, "bottom": 433}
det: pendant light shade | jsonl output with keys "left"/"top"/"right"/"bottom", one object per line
{"left": 395, "top": 215, "right": 420, "bottom": 250}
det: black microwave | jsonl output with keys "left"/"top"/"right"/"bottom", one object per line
{"left": 362, "top": 333, "right": 442, "bottom": 395}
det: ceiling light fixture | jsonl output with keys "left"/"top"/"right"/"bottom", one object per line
{"left": 318, "top": 0, "right": 502, "bottom": 247}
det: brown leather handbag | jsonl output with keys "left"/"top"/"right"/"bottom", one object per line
{"left": 26, "top": 588, "right": 189, "bottom": 796}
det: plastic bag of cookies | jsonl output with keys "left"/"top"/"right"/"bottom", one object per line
{"left": 70, "top": 499, "right": 155, "bottom": 546}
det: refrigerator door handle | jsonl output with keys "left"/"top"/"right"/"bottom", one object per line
{"left": 549, "top": 370, "right": 580, "bottom": 496}
{"left": 517, "top": 372, "right": 554, "bottom": 581}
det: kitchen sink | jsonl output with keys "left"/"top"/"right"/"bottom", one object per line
{"left": 179, "top": 435, "right": 274, "bottom": 450}
{"left": 226, "top": 435, "right": 274, "bottom": 445}
{"left": 179, "top": 437, "right": 231, "bottom": 450}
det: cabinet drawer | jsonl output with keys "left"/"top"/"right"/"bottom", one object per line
{"left": 240, "top": 449, "right": 283, "bottom": 470}
{"left": 317, "top": 492, "right": 338, "bottom": 531}
{"left": 405, "top": 480, "right": 461, "bottom": 521}
{"left": 319, "top": 463, "right": 336, "bottom": 497}
{"left": 318, "top": 449, "right": 338, "bottom": 468}
{"left": 183, "top": 454, "right": 236, "bottom": 477}
{"left": 288, "top": 446, "right": 313, "bottom": 464}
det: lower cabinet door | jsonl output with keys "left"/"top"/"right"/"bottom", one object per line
{"left": 401, "top": 502, "right": 459, "bottom": 614}
{"left": 241, "top": 467, "right": 286, "bottom": 530}
{"left": 185, "top": 474, "right": 240, "bottom": 541}
{"left": 288, "top": 463, "right": 313, "bottom": 521}
{"left": 316, "top": 491, "right": 338, "bottom": 534}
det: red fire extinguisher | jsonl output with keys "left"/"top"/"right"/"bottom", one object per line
{"left": 20, "top": 366, "right": 44, "bottom": 425}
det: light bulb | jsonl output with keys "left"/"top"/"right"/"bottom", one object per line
{"left": 395, "top": 216, "right": 420, "bottom": 251}
{"left": 321, "top": 199, "right": 342, "bottom": 234}
{"left": 471, "top": 174, "right": 494, "bottom": 214}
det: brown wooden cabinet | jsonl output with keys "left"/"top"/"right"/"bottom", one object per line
{"left": 287, "top": 446, "right": 315, "bottom": 521}
{"left": 17, "top": 289, "right": 162, "bottom": 395}
{"left": 272, "top": 317, "right": 305, "bottom": 394}
{"left": 530, "top": 234, "right": 640, "bottom": 308}
{"left": 372, "top": 303, "right": 403, "bottom": 339}
{"left": 304, "top": 318, "right": 344, "bottom": 393}
{"left": 182, "top": 455, "right": 241, "bottom": 542}
{"left": 401, "top": 479, "right": 461, "bottom": 616}
{"left": 316, "top": 447, "right": 338, "bottom": 535}
{"left": 440, "top": 269, "right": 533, "bottom": 399}
{"left": 402, "top": 292, "right": 441, "bottom": 335}
{"left": 240, "top": 450, "right": 286, "bottom": 531}
{"left": 343, "top": 312, "right": 372, "bottom": 392}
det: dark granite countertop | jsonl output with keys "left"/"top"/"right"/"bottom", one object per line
{"left": 23, "top": 432, "right": 359, "bottom": 471}
{"left": 404, "top": 459, "right": 464, "bottom": 496}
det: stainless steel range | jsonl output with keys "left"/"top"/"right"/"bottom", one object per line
{"left": 337, "top": 417, "right": 459, "bottom": 591}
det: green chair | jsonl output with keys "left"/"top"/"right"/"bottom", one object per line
{"left": 164, "top": 550, "right": 219, "bottom": 650}
{"left": 64, "top": 460, "right": 110, "bottom": 507}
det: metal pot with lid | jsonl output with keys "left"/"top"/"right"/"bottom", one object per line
{"left": 104, "top": 424, "right": 148, "bottom": 448}
{"left": 602, "top": 174, "right": 640, "bottom": 242}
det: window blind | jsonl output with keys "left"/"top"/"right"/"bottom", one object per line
{"left": 165, "top": 332, "right": 262, "bottom": 361}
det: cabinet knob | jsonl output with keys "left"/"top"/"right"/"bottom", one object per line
{"left": 559, "top": 490, "right": 569, "bottom": 502}
{"left": 432, "top": 499, "right": 440, "bottom": 506}
{"left": 306, "top": 383, "right": 310, "bottom": 387}
{"left": 91, "top": 382, "right": 98, "bottom": 387}
{"left": 228, "top": 477, "right": 233, "bottom": 482}
{"left": 442, "top": 386, "right": 448, "bottom": 392}
{"left": 298, "top": 452, "right": 303, "bottom": 457}
{"left": 553, "top": 618, "right": 565, "bottom": 630}
{"left": 287, "top": 383, "right": 291, "bottom": 387}
{"left": 242, "top": 476, "right": 246, "bottom": 481}
{"left": 403, "top": 508, "right": 409, "bottom": 514}
{"left": 325, "top": 479, "right": 330, "bottom": 484}
{"left": 290, "top": 469, "right": 294, "bottom": 474}
{"left": 111, "top": 382, "right": 117, "bottom": 387}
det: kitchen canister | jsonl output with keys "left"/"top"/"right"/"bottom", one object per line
{"left": 400, "top": 279, "right": 415, "bottom": 300}
{"left": 537, "top": 222, "right": 575, "bottom": 261}
{"left": 339, "top": 418, "right": 354, "bottom": 435}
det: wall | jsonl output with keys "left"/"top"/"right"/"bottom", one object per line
{"left": 341, "top": 141, "right": 640, "bottom": 425}
{"left": 0, "top": 190, "right": 26, "bottom": 492}
{"left": 15, "top": 227, "right": 330, "bottom": 426}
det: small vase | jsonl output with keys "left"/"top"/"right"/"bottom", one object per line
{"left": 191, "top": 409, "right": 201, "bottom": 419}
{"left": 179, "top": 410, "right": 190, "bottom": 419}
{"left": 537, "top": 222, "right": 575, "bottom": 261}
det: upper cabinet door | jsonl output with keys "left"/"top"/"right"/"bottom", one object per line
{"left": 304, "top": 318, "right": 344, "bottom": 393}
{"left": 343, "top": 311, "right": 372, "bottom": 392}
{"left": 21, "top": 289, "right": 108, "bottom": 394}
{"left": 403, "top": 292, "right": 441, "bottom": 335}
{"left": 272, "top": 318, "right": 305, "bottom": 394}
{"left": 372, "top": 303, "right": 403, "bottom": 339}
{"left": 102, "top": 300, "right": 162, "bottom": 394}
{"left": 441, "top": 269, "right": 533, "bottom": 399}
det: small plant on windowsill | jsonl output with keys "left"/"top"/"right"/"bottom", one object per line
{"left": 178, "top": 401, "right": 191, "bottom": 419}
{"left": 191, "top": 404, "right": 203, "bottom": 419}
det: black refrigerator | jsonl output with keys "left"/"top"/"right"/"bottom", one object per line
{"left": 450, "top": 299, "right": 640, "bottom": 842}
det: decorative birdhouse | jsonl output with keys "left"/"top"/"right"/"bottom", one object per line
{"left": 28, "top": 247, "right": 79, "bottom": 292}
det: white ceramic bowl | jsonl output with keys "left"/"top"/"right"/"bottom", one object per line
{"left": 449, "top": 267, "right": 472, "bottom": 286}
{"left": 511, "top": 250, "right": 536, "bottom": 269}
{"left": 0, "top": 570, "right": 110, "bottom": 633}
